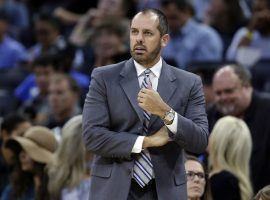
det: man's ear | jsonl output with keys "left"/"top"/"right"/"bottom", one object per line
{"left": 161, "top": 34, "right": 170, "bottom": 48}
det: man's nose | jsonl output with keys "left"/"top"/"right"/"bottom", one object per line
{"left": 136, "top": 32, "right": 144, "bottom": 43}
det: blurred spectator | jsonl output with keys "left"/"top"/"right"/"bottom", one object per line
{"left": 0, "top": 113, "right": 31, "bottom": 195}
{"left": 76, "top": 18, "right": 130, "bottom": 75}
{"left": 0, "top": 10, "right": 28, "bottom": 69}
{"left": 208, "top": 116, "right": 253, "bottom": 200}
{"left": 185, "top": 154, "right": 211, "bottom": 200}
{"left": 69, "top": 0, "right": 135, "bottom": 47}
{"left": 207, "top": 64, "right": 270, "bottom": 192}
{"left": 48, "top": 115, "right": 93, "bottom": 200}
{"left": 187, "top": 62, "right": 222, "bottom": 108}
{"left": 14, "top": 54, "right": 90, "bottom": 104}
{"left": 4, "top": 126, "right": 57, "bottom": 200}
{"left": 16, "top": 54, "right": 60, "bottom": 123}
{"left": 14, "top": 54, "right": 89, "bottom": 125}
{"left": 53, "top": 0, "right": 98, "bottom": 26}
{"left": 254, "top": 185, "right": 270, "bottom": 200}
{"left": 29, "top": 12, "right": 80, "bottom": 67}
{"left": 226, "top": 0, "right": 270, "bottom": 63}
{"left": 46, "top": 74, "right": 81, "bottom": 141}
{"left": 90, "top": 18, "right": 129, "bottom": 67}
{"left": 0, "top": 0, "right": 29, "bottom": 39}
{"left": 191, "top": 0, "right": 210, "bottom": 21}
{"left": 205, "top": 0, "right": 247, "bottom": 54}
{"left": 161, "top": 0, "right": 223, "bottom": 68}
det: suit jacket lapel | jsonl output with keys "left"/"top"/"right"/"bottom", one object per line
{"left": 120, "top": 58, "right": 144, "bottom": 122}
{"left": 148, "top": 61, "right": 177, "bottom": 129}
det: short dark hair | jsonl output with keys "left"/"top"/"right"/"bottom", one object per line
{"left": 134, "top": 8, "right": 169, "bottom": 36}
{"left": 228, "top": 64, "right": 252, "bottom": 86}
{"left": 1, "top": 113, "right": 28, "bottom": 135}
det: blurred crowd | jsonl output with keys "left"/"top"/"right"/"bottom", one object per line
{"left": 0, "top": 0, "right": 270, "bottom": 199}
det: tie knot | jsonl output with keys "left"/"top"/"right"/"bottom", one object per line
{"left": 144, "top": 69, "right": 151, "bottom": 77}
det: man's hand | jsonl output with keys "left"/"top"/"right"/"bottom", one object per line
{"left": 137, "top": 88, "right": 170, "bottom": 117}
{"left": 142, "top": 126, "right": 170, "bottom": 148}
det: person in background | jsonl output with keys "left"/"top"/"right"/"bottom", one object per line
{"left": 185, "top": 154, "right": 211, "bottom": 200}
{"left": 226, "top": 0, "right": 270, "bottom": 61}
{"left": 204, "top": 0, "right": 247, "bottom": 54}
{"left": 207, "top": 64, "right": 270, "bottom": 192}
{"left": 77, "top": 17, "right": 130, "bottom": 75}
{"left": 0, "top": 10, "right": 28, "bottom": 69}
{"left": 14, "top": 53, "right": 90, "bottom": 105}
{"left": 48, "top": 115, "right": 93, "bottom": 200}
{"left": 4, "top": 126, "right": 58, "bottom": 200}
{"left": 53, "top": 0, "right": 98, "bottom": 26}
{"left": 0, "top": 0, "right": 30, "bottom": 39}
{"left": 46, "top": 74, "right": 81, "bottom": 141}
{"left": 161, "top": 0, "right": 223, "bottom": 68}
{"left": 0, "top": 113, "right": 31, "bottom": 195}
{"left": 208, "top": 116, "right": 253, "bottom": 200}
{"left": 254, "top": 185, "right": 270, "bottom": 200}
{"left": 29, "top": 12, "right": 78, "bottom": 68}
{"left": 69, "top": 0, "right": 135, "bottom": 47}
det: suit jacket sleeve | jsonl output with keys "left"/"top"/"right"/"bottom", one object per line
{"left": 171, "top": 75, "right": 208, "bottom": 154}
{"left": 82, "top": 68, "right": 138, "bottom": 158}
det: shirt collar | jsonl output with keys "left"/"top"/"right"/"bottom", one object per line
{"left": 134, "top": 58, "right": 162, "bottom": 78}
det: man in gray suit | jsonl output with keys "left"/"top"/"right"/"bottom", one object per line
{"left": 82, "top": 8, "right": 208, "bottom": 200}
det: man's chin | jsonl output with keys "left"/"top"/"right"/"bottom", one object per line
{"left": 217, "top": 105, "right": 236, "bottom": 116}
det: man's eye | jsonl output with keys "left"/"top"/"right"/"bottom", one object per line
{"left": 144, "top": 31, "right": 152, "bottom": 36}
{"left": 131, "top": 30, "right": 138, "bottom": 34}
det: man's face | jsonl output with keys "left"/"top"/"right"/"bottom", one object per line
{"left": 34, "top": 66, "right": 54, "bottom": 95}
{"left": 130, "top": 12, "right": 167, "bottom": 67}
{"left": 213, "top": 68, "right": 249, "bottom": 116}
{"left": 48, "top": 79, "right": 77, "bottom": 118}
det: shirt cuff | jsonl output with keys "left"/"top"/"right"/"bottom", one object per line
{"left": 165, "top": 113, "right": 178, "bottom": 134}
{"left": 131, "top": 136, "right": 145, "bottom": 153}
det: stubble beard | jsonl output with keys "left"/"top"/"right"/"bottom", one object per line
{"left": 131, "top": 41, "right": 161, "bottom": 66}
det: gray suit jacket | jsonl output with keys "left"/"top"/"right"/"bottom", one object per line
{"left": 82, "top": 58, "right": 208, "bottom": 200}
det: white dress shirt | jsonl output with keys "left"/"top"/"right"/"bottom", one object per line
{"left": 131, "top": 58, "right": 178, "bottom": 153}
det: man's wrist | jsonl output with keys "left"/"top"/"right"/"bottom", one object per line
{"left": 142, "top": 137, "right": 151, "bottom": 149}
{"left": 158, "top": 104, "right": 171, "bottom": 118}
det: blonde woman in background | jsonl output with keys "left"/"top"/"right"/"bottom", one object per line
{"left": 208, "top": 116, "right": 253, "bottom": 200}
{"left": 48, "top": 115, "right": 93, "bottom": 200}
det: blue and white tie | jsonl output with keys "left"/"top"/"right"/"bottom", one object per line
{"left": 133, "top": 69, "right": 154, "bottom": 187}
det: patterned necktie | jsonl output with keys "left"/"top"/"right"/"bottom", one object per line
{"left": 133, "top": 69, "right": 154, "bottom": 187}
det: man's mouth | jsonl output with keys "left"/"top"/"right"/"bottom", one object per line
{"left": 134, "top": 46, "right": 147, "bottom": 54}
